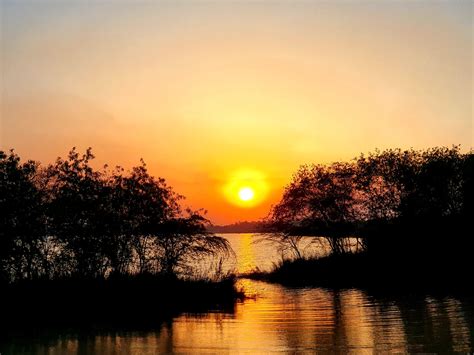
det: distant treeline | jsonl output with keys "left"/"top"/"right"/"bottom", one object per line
{"left": 263, "top": 146, "right": 473, "bottom": 265}
{"left": 208, "top": 221, "right": 266, "bottom": 233}
{"left": 0, "top": 148, "right": 231, "bottom": 284}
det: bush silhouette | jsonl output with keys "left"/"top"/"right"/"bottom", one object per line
{"left": 0, "top": 148, "right": 231, "bottom": 283}
{"left": 264, "top": 146, "right": 473, "bottom": 268}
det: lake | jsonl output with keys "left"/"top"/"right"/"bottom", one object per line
{"left": 4, "top": 234, "right": 473, "bottom": 353}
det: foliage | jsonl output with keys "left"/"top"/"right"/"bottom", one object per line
{"left": 0, "top": 150, "right": 45, "bottom": 282}
{"left": 0, "top": 148, "right": 231, "bottom": 283}
{"left": 265, "top": 146, "right": 473, "bottom": 257}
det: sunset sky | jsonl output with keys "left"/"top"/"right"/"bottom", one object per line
{"left": 1, "top": 0, "right": 472, "bottom": 224}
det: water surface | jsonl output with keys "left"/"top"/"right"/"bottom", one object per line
{"left": 4, "top": 233, "right": 473, "bottom": 353}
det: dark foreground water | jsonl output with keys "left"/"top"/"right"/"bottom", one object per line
{"left": 3, "top": 234, "right": 473, "bottom": 353}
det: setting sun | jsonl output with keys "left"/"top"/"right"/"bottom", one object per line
{"left": 223, "top": 169, "right": 269, "bottom": 208}
{"left": 238, "top": 187, "right": 254, "bottom": 201}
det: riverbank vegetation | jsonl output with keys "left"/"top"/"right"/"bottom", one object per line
{"left": 2, "top": 145, "right": 472, "bottom": 298}
{"left": 252, "top": 146, "right": 473, "bottom": 288}
{"left": 0, "top": 148, "right": 242, "bottom": 323}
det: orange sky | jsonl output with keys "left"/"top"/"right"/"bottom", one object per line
{"left": 1, "top": 1, "right": 472, "bottom": 224}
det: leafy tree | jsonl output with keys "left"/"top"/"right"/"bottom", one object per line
{"left": 461, "top": 151, "right": 474, "bottom": 218}
{"left": 103, "top": 161, "right": 179, "bottom": 275}
{"left": 354, "top": 146, "right": 468, "bottom": 221}
{"left": 44, "top": 148, "right": 109, "bottom": 278}
{"left": 1, "top": 147, "right": 232, "bottom": 283}
{"left": 267, "top": 146, "right": 472, "bottom": 258}
{"left": 0, "top": 150, "right": 46, "bottom": 282}
{"left": 266, "top": 162, "right": 359, "bottom": 256}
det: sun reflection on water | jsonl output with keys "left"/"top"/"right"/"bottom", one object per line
{"left": 234, "top": 233, "right": 258, "bottom": 274}
{"left": 5, "top": 234, "right": 473, "bottom": 353}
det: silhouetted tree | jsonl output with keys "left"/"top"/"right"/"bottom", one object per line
{"left": 0, "top": 150, "right": 46, "bottom": 282}
{"left": 461, "top": 151, "right": 474, "bottom": 218}
{"left": 1, "top": 148, "right": 232, "bottom": 283}
{"left": 103, "top": 161, "right": 180, "bottom": 275}
{"left": 44, "top": 148, "right": 110, "bottom": 278}
{"left": 355, "top": 146, "right": 466, "bottom": 221}
{"left": 265, "top": 162, "right": 360, "bottom": 256}
{"left": 155, "top": 211, "right": 231, "bottom": 276}
{"left": 266, "top": 146, "right": 472, "bottom": 259}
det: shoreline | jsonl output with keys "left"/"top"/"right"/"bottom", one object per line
{"left": 1, "top": 274, "right": 245, "bottom": 336}
{"left": 240, "top": 252, "right": 474, "bottom": 294}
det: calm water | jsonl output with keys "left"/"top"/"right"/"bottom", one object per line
{"left": 4, "top": 234, "right": 473, "bottom": 353}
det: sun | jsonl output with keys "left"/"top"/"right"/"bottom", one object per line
{"left": 223, "top": 169, "right": 269, "bottom": 208}
{"left": 238, "top": 187, "right": 254, "bottom": 201}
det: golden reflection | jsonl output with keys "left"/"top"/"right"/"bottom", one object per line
{"left": 160, "top": 286, "right": 412, "bottom": 352}
{"left": 337, "top": 290, "right": 407, "bottom": 352}
{"left": 235, "top": 233, "right": 258, "bottom": 275}
{"left": 371, "top": 303, "right": 407, "bottom": 351}
{"left": 14, "top": 287, "right": 473, "bottom": 353}
{"left": 444, "top": 298, "right": 472, "bottom": 352}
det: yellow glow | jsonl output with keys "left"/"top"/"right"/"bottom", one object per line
{"left": 238, "top": 187, "right": 255, "bottom": 201}
{"left": 223, "top": 169, "right": 269, "bottom": 208}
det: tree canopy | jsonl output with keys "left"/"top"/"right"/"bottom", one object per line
{"left": 0, "top": 148, "right": 231, "bottom": 283}
{"left": 265, "top": 146, "right": 473, "bottom": 257}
